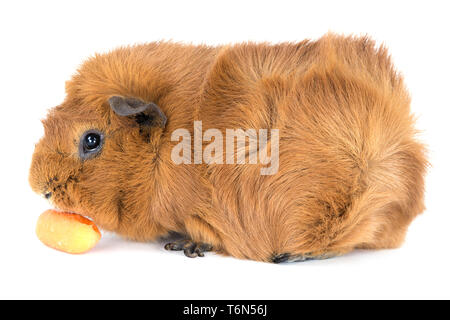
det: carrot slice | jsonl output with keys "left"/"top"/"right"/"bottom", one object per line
{"left": 36, "top": 210, "right": 101, "bottom": 254}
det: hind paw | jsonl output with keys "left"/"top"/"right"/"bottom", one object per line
{"left": 271, "top": 252, "right": 336, "bottom": 263}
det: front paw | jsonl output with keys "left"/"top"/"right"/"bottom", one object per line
{"left": 164, "top": 239, "right": 213, "bottom": 258}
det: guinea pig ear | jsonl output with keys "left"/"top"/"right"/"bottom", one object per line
{"left": 108, "top": 96, "right": 167, "bottom": 128}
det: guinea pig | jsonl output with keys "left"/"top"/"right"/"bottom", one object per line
{"left": 29, "top": 34, "right": 427, "bottom": 263}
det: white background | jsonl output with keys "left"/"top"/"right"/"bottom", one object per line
{"left": 0, "top": 0, "right": 449, "bottom": 299}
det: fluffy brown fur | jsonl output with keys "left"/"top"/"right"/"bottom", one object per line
{"left": 29, "top": 34, "right": 427, "bottom": 262}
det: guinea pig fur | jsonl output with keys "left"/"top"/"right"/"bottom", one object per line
{"left": 29, "top": 34, "right": 427, "bottom": 263}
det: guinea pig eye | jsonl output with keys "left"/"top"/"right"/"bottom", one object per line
{"left": 85, "top": 133, "right": 100, "bottom": 150}
{"left": 79, "top": 130, "right": 104, "bottom": 160}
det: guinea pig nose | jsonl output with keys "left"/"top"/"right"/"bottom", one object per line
{"left": 44, "top": 192, "right": 52, "bottom": 199}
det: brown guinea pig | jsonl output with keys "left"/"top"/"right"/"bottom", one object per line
{"left": 29, "top": 34, "right": 427, "bottom": 263}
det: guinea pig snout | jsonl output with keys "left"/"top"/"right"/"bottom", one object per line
{"left": 31, "top": 169, "right": 74, "bottom": 205}
{"left": 29, "top": 150, "right": 80, "bottom": 202}
{"left": 32, "top": 173, "right": 64, "bottom": 200}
